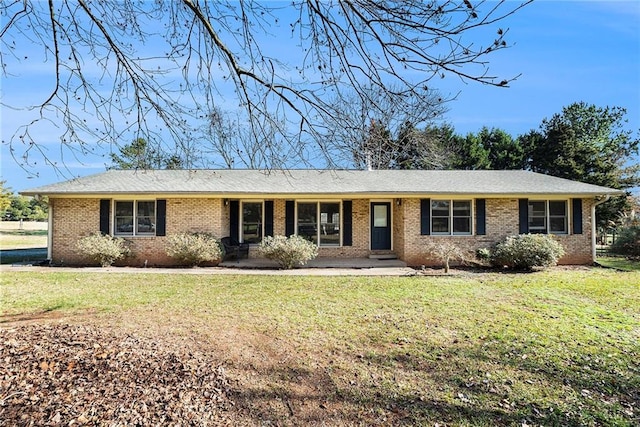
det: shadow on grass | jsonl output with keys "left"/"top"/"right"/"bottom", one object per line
{"left": 0, "top": 248, "right": 48, "bottom": 265}
{"left": 230, "top": 340, "right": 639, "bottom": 426}
{"left": 0, "top": 229, "right": 48, "bottom": 236}
{"left": 230, "top": 362, "right": 525, "bottom": 426}
{"left": 596, "top": 256, "right": 640, "bottom": 272}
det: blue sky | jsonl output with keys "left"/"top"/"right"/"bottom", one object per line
{"left": 1, "top": 1, "right": 639, "bottom": 192}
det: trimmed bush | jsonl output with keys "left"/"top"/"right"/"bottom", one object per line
{"left": 76, "top": 232, "right": 131, "bottom": 267}
{"left": 259, "top": 235, "right": 318, "bottom": 269}
{"left": 610, "top": 226, "right": 640, "bottom": 257}
{"left": 491, "top": 234, "right": 565, "bottom": 270}
{"left": 165, "top": 233, "right": 223, "bottom": 266}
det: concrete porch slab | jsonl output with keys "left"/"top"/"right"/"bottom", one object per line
{"left": 220, "top": 256, "right": 407, "bottom": 269}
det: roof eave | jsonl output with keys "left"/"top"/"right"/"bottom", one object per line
{"left": 25, "top": 189, "right": 626, "bottom": 198}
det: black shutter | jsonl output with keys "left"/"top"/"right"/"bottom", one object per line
{"left": 285, "top": 200, "right": 295, "bottom": 237}
{"left": 156, "top": 199, "right": 166, "bottom": 236}
{"left": 572, "top": 198, "right": 583, "bottom": 235}
{"left": 420, "top": 199, "right": 431, "bottom": 235}
{"left": 476, "top": 199, "right": 486, "bottom": 235}
{"left": 264, "top": 200, "right": 274, "bottom": 237}
{"left": 519, "top": 199, "right": 529, "bottom": 234}
{"left": 343, "top": 200, "right": 352, "bottom": 246}
{"left": 230, "top": 200, "right": 239, "bottom": 241}
{"left": 99, "top": 199, "right": 110, "bottom": 235}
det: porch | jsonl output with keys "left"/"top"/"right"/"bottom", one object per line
{"left": 219, "top": 256, "right": 407, "bottom": 270}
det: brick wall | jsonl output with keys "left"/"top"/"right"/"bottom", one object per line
{"left": 51, "top": 197, "right": 224, "bottom": 266}
{"left": 51, "top": 196, "right": 596, "bottom": 267}
{"left": 50, "top": 198, "right": 101, "bottom": 265}
{"left": 392, "top": 199, "right": 405, "bottom": 260}
{"left": 400, "top": 198, "right": 595, "bottom": 267}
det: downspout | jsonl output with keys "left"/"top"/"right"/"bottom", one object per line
{"left": 592, "top": 194, "right": 611, "bottom": 261}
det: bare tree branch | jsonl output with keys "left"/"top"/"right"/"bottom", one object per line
{"left": 1, "top": 0, "right": 532, "bottom": 176}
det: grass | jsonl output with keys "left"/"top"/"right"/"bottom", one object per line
{"left": 1, "top": 268, "right": 639, "bottom": 426}
{"left": 0, "top": 229, "right": 48, "bottom": 250}
{"left": 0, "top": 222, "right": 48, "bottom": 264}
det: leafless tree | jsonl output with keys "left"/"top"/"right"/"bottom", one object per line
{"left": 317, "top": 84, "right": 450, "bottom": 169}
{"left": 202, "top": 106, "right": 302, "bottom": 169}
{"left": 1, "top": 0, "right": 531, "bottom": 174}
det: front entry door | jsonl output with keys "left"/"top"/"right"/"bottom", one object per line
{"left": 371, "top": 202, "right": 391, "bottom": 250}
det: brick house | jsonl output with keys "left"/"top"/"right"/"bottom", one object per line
{"left": 22, "top": 169, "right": 622, "bottom": 267}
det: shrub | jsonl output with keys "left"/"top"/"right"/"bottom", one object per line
{"left": 165, "top": 233, "right": 223, "bottom": 266}
{"left": 610, "top": 226, "right": 640, "bottom": 257}
{"left": 424, "top": 240, "right": 470, "bottom": 273}
{"left": 259, "top": 235, "right": 318, "bottom": 269}
{"left": 76, "top": 232, "right": 131, "bottom": 267}
{"left": 475, "top": 247, "right": 492, "bottom": 264}
{"left": 491, "top": 234, "right": 565, "bottom": 270}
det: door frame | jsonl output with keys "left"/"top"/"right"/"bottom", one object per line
{"left": 370, "top": 200, "right": 392, "bottom": 251}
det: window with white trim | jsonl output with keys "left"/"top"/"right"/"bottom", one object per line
{"left": 431, "top": 200, "right": 472, "bottom": 235}
{"left": 114, "top": 200, "right": 156, "bottom": 236}
{"left": 241, "top": 201, "right": 263, "bottom": 244}
{"left": 529, "top": 200, "right": 567, "bottom": 234}
{"left": 297, "top": 202, "right": 341, "bottom": 246}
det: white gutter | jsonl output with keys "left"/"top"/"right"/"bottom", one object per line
{"left": 592, "top": 194, "right": 611, "bottom": 261}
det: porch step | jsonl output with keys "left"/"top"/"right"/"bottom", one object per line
{"left": 369, "top": 252, "right": 398, "bottom": 260}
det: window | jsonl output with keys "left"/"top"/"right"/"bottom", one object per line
{"left": 528, "top": 200, "right": 567, "bottom": 234}
{"left": 320, "top": 203, "right": 340, "bottom": 246}
{"left": 549, "top": 201, "right": 568, "bottom": 234}
{"left": 114, "top": 200, "right": 156, "bottom": 236}
{"left": 241, "top": 201, "right": 263, "bottom": 244}
{"left": 297, "top": 202, "right": 341, "bottom": 246}
{"left": 431, "top": 200, "right": 472, "bottom": 235}
{"left": 431, "top": 200, "right": 450, "bottom": 234}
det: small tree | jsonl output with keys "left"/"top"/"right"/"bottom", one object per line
{"left": 424, "top": 240, "right": 470, "bottom": 273}
{"left": 259, "top": 235, "right": 318, "bottom": 269}
{"left": 165, "top": 233, "right": 223, "bottom": 266}
{"left": 609, "top": 226, "right": 640, "bottom": 258}
{"left": 76, "top": 232, "right": 131, "bottom": 267}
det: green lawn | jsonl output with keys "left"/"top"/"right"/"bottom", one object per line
{"left": 597, "top": 256, "right": 640, "bottom": 272}
{"left": 2, "top": 268, "right": 639, "bottom": 426}
{"left": 0, "top": 229, "right": 47, "bottom": 250}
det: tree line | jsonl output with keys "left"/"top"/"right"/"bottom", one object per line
{"left": 0, "top": 182, "right": 48, "bottom": 221}
{"left": 357, "top": 102, "right": 639, "bottom": 229}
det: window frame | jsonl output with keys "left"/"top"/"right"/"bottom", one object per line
{"left": 113, "top": 200, "right": 157, "bottom": 237}
{"left": 430, "top": 199, "right": 473, "bottom": 236}
{"left": 296, "top": 201, "right": 342, "bottom": 247}
{"left": 528, "top": 200, "right": 568, "bottom": 235}
{"left": 240, "top": 200, "right": 264, "bottom": 244}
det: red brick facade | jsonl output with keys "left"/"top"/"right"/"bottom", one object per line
{"left": 50, "top": 196, "right": 596, "bottom": 267}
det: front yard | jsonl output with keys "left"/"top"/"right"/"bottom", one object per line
{"left": 1, "top": 267, "right": 639, "bottom": 426}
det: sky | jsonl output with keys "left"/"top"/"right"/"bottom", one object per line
{"left": 1, "top": 0, "right": 639, "bottom": 193}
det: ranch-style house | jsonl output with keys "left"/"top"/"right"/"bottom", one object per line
{"left": 21, "top": 169, "right": 623, "bottom": 267}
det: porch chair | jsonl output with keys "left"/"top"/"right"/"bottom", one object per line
{"left": 221, "top": 236, "right": 250, "bottom": 261}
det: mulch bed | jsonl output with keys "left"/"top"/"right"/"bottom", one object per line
{"left": 0, "top": 324, "right": 234, "bottom": 426}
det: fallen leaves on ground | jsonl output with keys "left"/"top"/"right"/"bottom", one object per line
{"left": 0, "top": 323, "right": 234, "bottom": 426}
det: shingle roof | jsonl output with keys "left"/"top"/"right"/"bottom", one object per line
{"left": 21, "top": 169, "right": 623, "bottom": 197}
